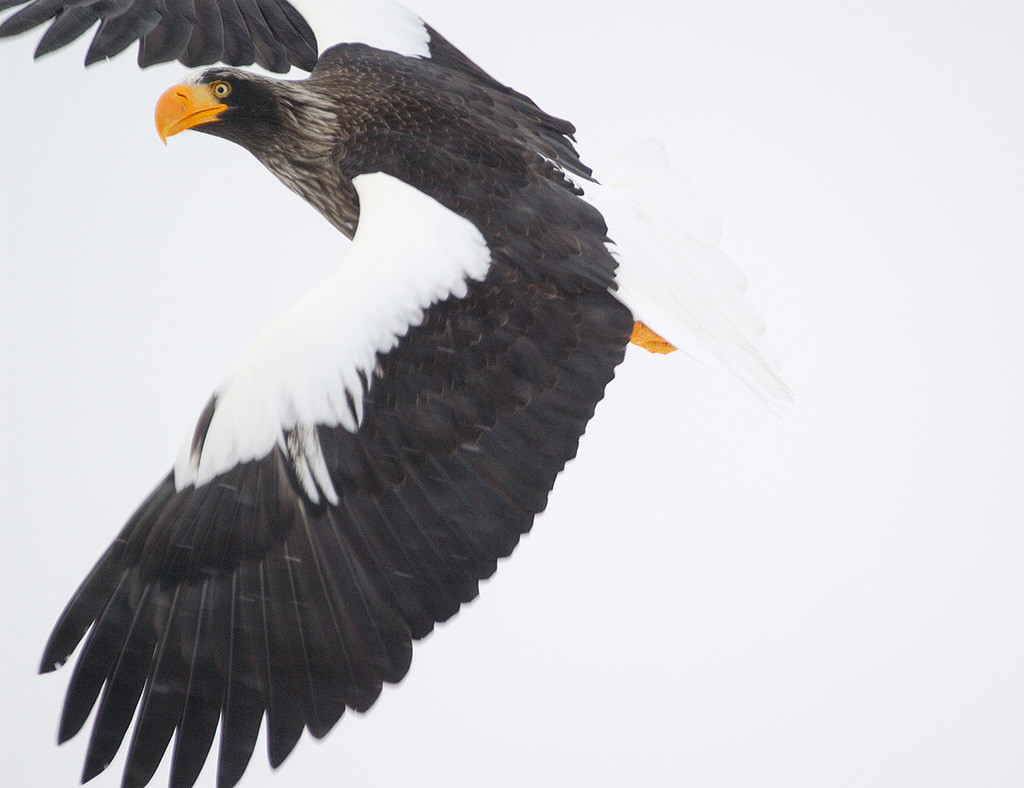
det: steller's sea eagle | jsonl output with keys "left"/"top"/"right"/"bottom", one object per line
{"left": 0, "top": 1, "right": 790, "bottom": 786}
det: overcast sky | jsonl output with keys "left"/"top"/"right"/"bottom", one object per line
{"left": 2, "top": 1, "right": 1023, "bottom": 786}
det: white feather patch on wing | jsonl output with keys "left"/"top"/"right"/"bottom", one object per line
{"left": 294, "top": 0, "right": 431, "bottom": 58}
{"left": 174, "top": 172, "right": 492, "bottom": 492}
{"left": 578, "top": 139, "right": 792, "bottom": 405}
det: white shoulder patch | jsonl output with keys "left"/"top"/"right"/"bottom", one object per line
{"left": 295, "top": 0, "right": 431, "bottom": 58}
{"left": 174, "top": 172, "right": 491, "bottom": 492}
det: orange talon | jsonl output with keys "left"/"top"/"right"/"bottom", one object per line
{"left": 630, "top": 321, "right": 676, "bottom": 354}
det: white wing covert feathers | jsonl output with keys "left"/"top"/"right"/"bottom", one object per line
{"left": 174, "top": 172, "right": 492, "bottom": 492}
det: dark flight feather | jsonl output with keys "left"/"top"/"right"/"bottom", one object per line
{"left": 0, "top": 0, "right": 316, "bottom": 70}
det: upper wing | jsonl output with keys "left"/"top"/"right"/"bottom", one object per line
{"left": 0, "top": 0, "right": 483, "bottom": 73}
{"left": 41, "top": 171, "right": 633, "bottom": 788}
{"left": 0, "top": 0, "right": 320, "bottom": 70}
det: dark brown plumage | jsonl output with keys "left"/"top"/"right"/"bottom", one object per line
{"left": 40, "top": 37, "right": 635, "bottom": 788}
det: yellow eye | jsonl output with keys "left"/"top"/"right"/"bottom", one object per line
{"left": 210, "top": 81, "right": 231, "bottom": 98}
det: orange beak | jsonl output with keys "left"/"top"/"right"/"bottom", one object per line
{"left": 155, "top": 83, "right": 227, "bottom": 143}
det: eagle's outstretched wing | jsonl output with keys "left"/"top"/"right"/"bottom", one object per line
{"left": 42, "top": 168, "right": 632, "bottom": 788}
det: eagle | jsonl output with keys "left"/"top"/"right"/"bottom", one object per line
{"left": 1, "top": 2, "right": 790, "bottom": 787}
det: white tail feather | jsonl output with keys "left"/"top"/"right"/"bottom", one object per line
{"left": 579, "top": 140, "right": 792, "bottom": 406}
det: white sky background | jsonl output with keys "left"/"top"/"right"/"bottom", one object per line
{"left": 2, "top": 1, "right": 1023, "bottom": 785}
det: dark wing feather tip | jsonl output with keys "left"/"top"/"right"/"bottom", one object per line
{"left": 1, "top": 0, "right": 317, "bottom": 69}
